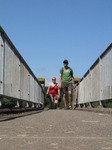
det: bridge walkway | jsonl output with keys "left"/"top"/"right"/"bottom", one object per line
{"left": 0, "top": 110, "right": 112, "bottom": 150}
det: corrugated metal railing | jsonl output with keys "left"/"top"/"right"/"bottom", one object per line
{"left": 0, "top": 26, "right": 44, "bottom": 108}
{"left": 73, "top": 43, "right": 112, "bottom": 107}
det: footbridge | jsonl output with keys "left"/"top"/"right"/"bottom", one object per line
{"left": 0, "top": 110, "right": 112, "bottom": 150}
{"left": 0, "top": 26, "right": 112, "bottom": 150}
{"left": 0, "top": 26, "right": 112, "bottom": 109}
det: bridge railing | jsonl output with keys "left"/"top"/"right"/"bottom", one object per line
{"left": 0, "top": 26, "right": 44, "bottom": 108}
{"left": 73, "top": 43, "right": 112, "bottom": 107}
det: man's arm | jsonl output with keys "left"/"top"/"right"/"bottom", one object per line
{"left": 58, "top": 74, "right": 62, "bottom": 89}
{"left": 72, "top": 76, "right": 75, "bottom": 88}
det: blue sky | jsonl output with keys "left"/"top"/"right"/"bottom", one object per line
{"left": 0, "top": 0, "right": 112, "bottom": 86}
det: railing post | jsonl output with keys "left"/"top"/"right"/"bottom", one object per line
{"left": 15, "top": 100, "right": 20, "bottom": 107}
{"left": 89, "top": 102, "right": 93, "bottom": 108}
{"left": 79, "top": 104, "right": 82, "bottom": 108}
{"left": 0, "top": 98, "right": 2, "bottom": 107}
{"left": 84, "top": 104, "right": 87, "bottom": 108}
{"left": 32, "top": 103, "right": 35, "bottom": 108}
{"left": 99, "top": 100, "right": 104, "bottom": 107}
{"left": 26, "top": 102, "right": 29, "bottom": 107}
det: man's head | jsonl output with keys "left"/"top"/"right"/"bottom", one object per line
{"left": 63, "top": 59, "right": 68, "bottom": 68}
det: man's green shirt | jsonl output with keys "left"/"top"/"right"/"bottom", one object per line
{"left": 60, "top": 67, "right": 73, "bottom": 83}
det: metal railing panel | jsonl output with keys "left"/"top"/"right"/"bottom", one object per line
{"left": 0, "top": 26, "right": 44, "bottom": 107}
{"left": 84, "top": 72, "right": 91, "bottom": 103}
{"left": 41, "top": 91, "right": 44, "bottom": 105}
{"left": 74, "top": 43, "right": 112, "bottom": 105}
{"left": 11, "top": 52, "right": 20, "bottom": 98}
{"left": 8, "top": 48, "right": 21, "bottom": 99}
{"left": 0, "top": 33, "right": 4, "bottom": 95}
{"left": 34, "top": 80, "right": 39, "bottom": 103}
{"left": 101, "top": 47, "right": 112, "bottom": 100}
{"left": 78, "top": 79, "right": 85, "bottom": 104}
{"left": 38, "top": 86, "right": 44, "bottom": 104}
{"left": 30, "top": 75, "right": 35, "bottom": 102}
{"left": 38, "top": 86, "right": 41, "bottom": 104}
{"left": 91, "top": 62, "right": 100, "bottom": 101}
{"left": 4, "top": 40, "right": 15, "bottom": 97}
{"left": 20, "top": 62, "right": 30, "bottom": 101}
{"left": 73, "top": 86, "right": 78, "bottom": 105}
{"left": 110, "top": 48, "right": 112, "bottom": 98}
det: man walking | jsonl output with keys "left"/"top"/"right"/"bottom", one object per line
{"left": 59, "top": 60, "right": 75, "bottom": 109}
